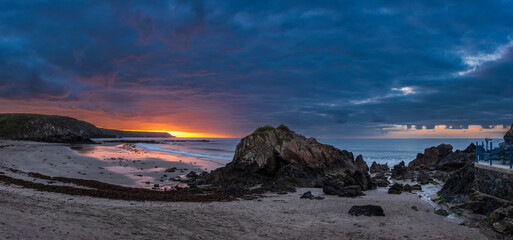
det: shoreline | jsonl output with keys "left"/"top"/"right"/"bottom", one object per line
{"left": 0, "top": 139, "right": 494, "bottom": 239}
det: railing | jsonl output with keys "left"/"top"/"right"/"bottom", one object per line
{"left": 476, "top": 137, "right": 513, "bottom": 169}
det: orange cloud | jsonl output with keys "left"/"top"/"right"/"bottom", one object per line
{"left": 381, "top": 124, "right": 509, "bottom": 138}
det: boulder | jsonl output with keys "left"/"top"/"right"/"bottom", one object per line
{"left": 388, "top": 183, "right": 404, "bottom": 194}
{"left": 467, "top": 191, "right": 513, "bottom": 215}
{"left": 391, "top": 161, "right": 413, "bottom": 180}
{"left": 370, "top": 161, "right": 389, "bottom": 173}
{"left": 348, "top": 205, "right": 385, "bottom": 216}
{"left": 409, "top": 144, "right": 453, "bottom": 171}
{"left": 489, "top": 206, "right": 513, "bottom": 234}
{"left": 322, "top": 174, "right": 365, "bottom": 197}
{"left": 207, "top": 125, "right": 375, "bottom": 191}
{"left": 300, "top": 191, "right": 324, "bottom": 200}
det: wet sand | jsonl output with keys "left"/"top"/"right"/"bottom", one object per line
{"left": 0, "top": 140, "right": 225, "bottom": 188}
{"left": 0, "top": 140, "right": 490, "bottom": 239}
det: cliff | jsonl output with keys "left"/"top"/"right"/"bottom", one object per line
{"left": 0, "top": 113, "right": 173, "bottom": 143}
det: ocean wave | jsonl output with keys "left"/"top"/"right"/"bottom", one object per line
{"left": 136, "top": 143, "right": 232, "bottom": 161}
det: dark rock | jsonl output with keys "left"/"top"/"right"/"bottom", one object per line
{"left": 436, "top": 145, "right": 475, "bottom": 171}
{"left": 416, "top": 171, "right": 433, "bottom": 183}
{"left": 370, "top": 161, "right": 389, "bottom": 173}
{"left": 186, "top": 171, "right": 198, "bottom": 179}
{"left": 0, "top": 113, "right": 173, "bottom": 143}
{"left": 165, "top": 167, "right": 177, "bottom": 173}
{"left": 408, "top": 144, "right": 453, "bottom": 171}
{"left": 388, "top": 183, "right": 404, "bottom": 194}
{"left": 489, "top": 207, "right": 513, "bottom": 234}
{"left": 206, "top": 125, "right": 375, "bottom": 191}
{"left": 438, "top": 163, "right": 476, "bottom": 205}
{"left": 323, "top": 183, "right": 364, "bottom": 198}
{"left": 355, "top": 155, "right": 369, "bottom": 172}
{"left": 411, "top": 206, "right": 419, "bottom": 211}
{"left": 300, "top": 191, "right": 324, "bottom": 200}
{"left": 403, "top": 184, "right": 413, "bottom": 193}
{"left": 300, "top": 191, "right": 314, "bottom": 199}
{"left": 409, "top": 143, "right": 475, "bottom": 172}
{"left": 371, "top": 172, "right": 390, "bottom": 187}
{"left": 411, "top": 184, "right": 422, "bottom": 191}
{"left": 348, "top": 205, "right": 385, "bottom": 217}
{"left": 434, "top": 209, "right": 449, "bottom": 216}
{"left": 467, "top": 191, "right": 513, "bottom": 215}
{"left": 391, "top": 161, "right": 413, "bottom": 180}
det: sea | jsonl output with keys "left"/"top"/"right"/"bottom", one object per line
{"left": 133, "top": 138, "right": 502, "bottom": 167}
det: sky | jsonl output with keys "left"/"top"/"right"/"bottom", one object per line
{"left": 0, "top": 0, "right": 512, "bottom": 138}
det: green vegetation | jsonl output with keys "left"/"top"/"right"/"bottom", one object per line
{"left": 253, "top": 125, "right": 275, "bottom": 133}
{"left": 0, "top": 114, "right": 33, "bottom": 137}
{"left": 277, "top": 136, "right": 292, "bottom": 147}
{"left": 433, "top": 194, "right": 446, "bottom": 203}
{"left": 430, "top": 180, "right": 440, "bottom": 185}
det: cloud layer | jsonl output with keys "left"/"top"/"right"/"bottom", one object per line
{"left": 1, "top": 0, "right": 512, "bottom": 137}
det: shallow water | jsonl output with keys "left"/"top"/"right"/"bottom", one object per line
{"left": 125, "top": 138, "right": 494, "bottom": 167}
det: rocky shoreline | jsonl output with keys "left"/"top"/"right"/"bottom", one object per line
{"left": 1, "top": 124, "right": 513, "bottom": 238}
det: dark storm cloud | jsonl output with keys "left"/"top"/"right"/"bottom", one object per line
{"left": 0, "top": 0, "right": 512, "bottom": 136}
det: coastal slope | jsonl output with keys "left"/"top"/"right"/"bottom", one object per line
{"left": 0, "top": 113, "right": 173, "bottom": 143}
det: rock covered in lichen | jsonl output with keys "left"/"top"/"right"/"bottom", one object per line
{"left": 206, "top": 124, "right": 375, "bottom": 190}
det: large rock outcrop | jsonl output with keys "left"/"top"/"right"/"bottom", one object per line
{"left": 207, "top": 125, "right": 375, "bottom": 190}
{"left": 408, "top": 144, "right": 453, "bottom": 170}
{"left": 408, "top": 143, "right": 475, "bottom": 171}
{"left": 0, "top": 113, "right": 174, "bottom": 143}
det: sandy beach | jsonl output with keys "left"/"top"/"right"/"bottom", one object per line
{"left": 0, "top": 140, "right": 493, "bottom": 239}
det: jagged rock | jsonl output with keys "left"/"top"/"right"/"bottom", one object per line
{"left": 206, "top": 125, "right": 375, "bottom": 191}
{"left": 370, "top": 161, "right": 389, "bottom": 173}
{"left": 391, "top": 161, "right": 413, "bottom": 180}
{"left": 467, "top": 191, "right": 513, "bottom": 215}
{"left": 438, "top": 163, "right": 476, "bottom": 205}
{"left": 436, "top": 144, "right": 475, "bottom": 171}
{"left": 348, "top": 205, "right": 385, "bottom": 216}
{"left": 165, "top": 167, "right": 177, "bottom": 173}
{"left": 409, "top": 144, "right": 453, "bottom": 171}
{"left": 411, "top": 184, "right": 422, "bottom": 191}
{"left": 355, "top": 155, "right": 369, "bottom": 172}
{"left": 408, "top": 143, "right": 475, "bottom": 172}
{"left": 489, "top": 207, "right": 513, "bottom": 234}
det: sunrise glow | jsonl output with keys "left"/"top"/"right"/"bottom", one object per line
{"left": 381, "top": 124, "right": 509, "bottom": 138}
